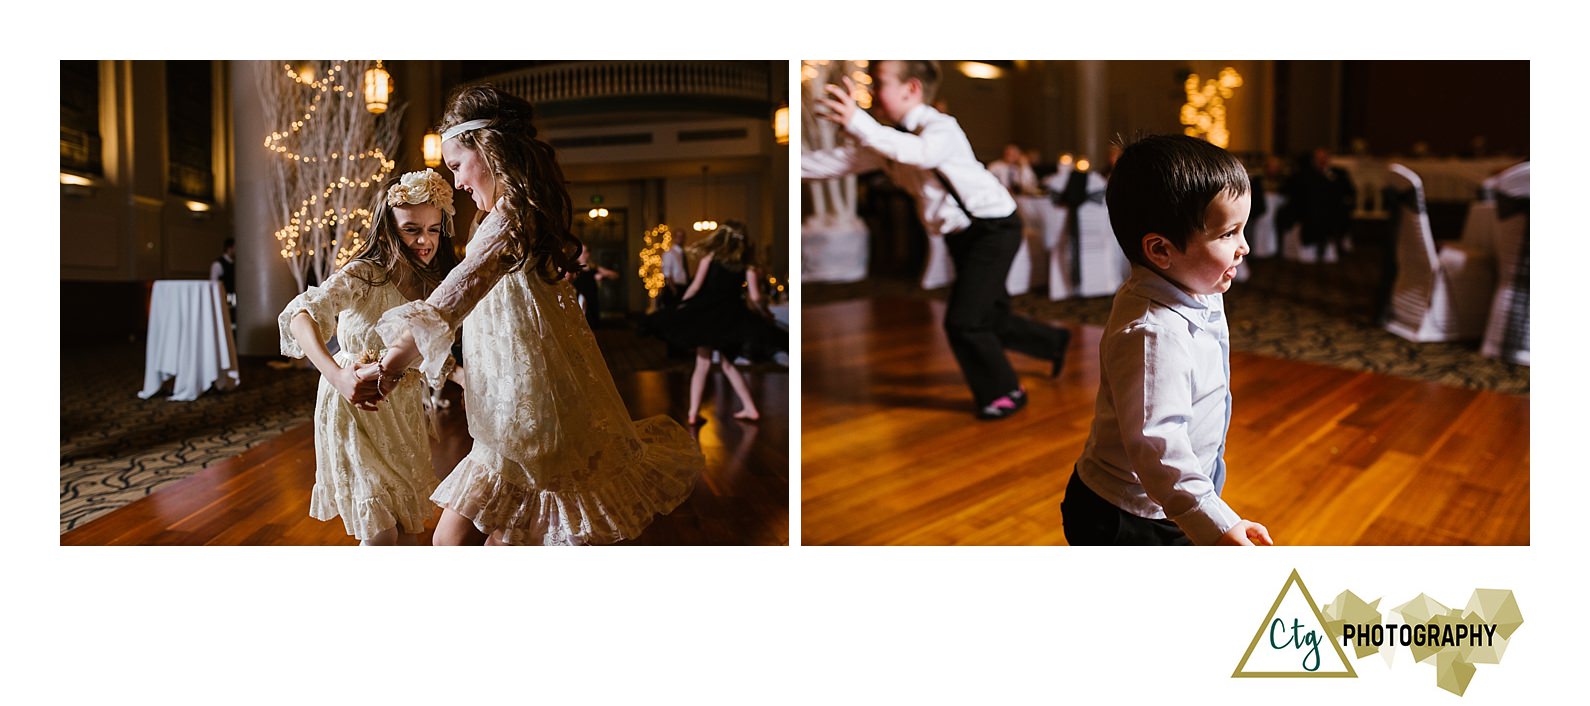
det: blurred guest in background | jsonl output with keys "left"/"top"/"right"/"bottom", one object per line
{"left": 1280, "top": 147, "right": 1356, "bottom": 260}
{"left": 988, "top": 142, "right": 1039, "bottom": 196}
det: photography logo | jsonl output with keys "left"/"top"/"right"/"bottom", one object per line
{"left": 1232, "top": 569, "right": 1356, "bottom": 678}
{"left": 1232, "top": 569, "right": 1523, "bottom": 696}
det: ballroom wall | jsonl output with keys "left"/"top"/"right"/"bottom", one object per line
{"left": 934, "top": 60, "right": 1275, "bottom": 167}
{"left": 927, "top": 59, "right": 1528, "bottom": 166}
{"left": 61, "top": 61, "right": 236, "bottom": 345}
{"left": 63, "top": 60, "right": 788, "bottom": 354}
{"left": 60, "top": 61, "right": 235, "bottom": 283}
{"left": 1339, "top": 60, "right": 1528, "bottom": 157}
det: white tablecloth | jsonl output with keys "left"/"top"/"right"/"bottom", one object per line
{"left": 1331, "top": 156, "right": 1523, "bottom": 214}
{"left": 921, "top": 230, "right": 1035, "bottom": 295}
{"left": 139, "top": 280, "right": 239, "bottom": 401}
{"left": 1014, "top": 195, "right": 1055, "bottom": 291}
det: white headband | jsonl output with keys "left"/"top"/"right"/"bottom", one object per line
{"left": 441, "top": 119, "right": 492, "bottom": 142}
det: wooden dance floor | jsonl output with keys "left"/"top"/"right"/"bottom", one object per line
{"left": 63, "top": 369, "right": 787, "bottom": 546}
{"left": 802, "top": 297, "right": 1529, "bottom": 546}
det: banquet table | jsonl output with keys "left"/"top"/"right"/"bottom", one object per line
{"left": 138, "top": 279, "right": 240, "bottom": 401}
{"left": 920, "top": 229, "right": 1035, "bottom": 295}
{"left": 1330, "top": 156, "right": 1523, "bottom": 215}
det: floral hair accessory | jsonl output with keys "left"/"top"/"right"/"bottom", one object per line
{"left": 386, "top": 168, "right": 455, "bottom": 216}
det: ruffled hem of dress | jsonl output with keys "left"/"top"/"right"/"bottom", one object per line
{"left": 375, "top": 301, "right": 454, "bottom": 387}
{"left": 311, "top": 484, "right": 437, "bottom": 541}
{"left": 430, "top": 416, "right": 703, "bottom": 545}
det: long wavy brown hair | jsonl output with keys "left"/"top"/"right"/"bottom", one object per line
{"left": 439, "top": 84, "right": 581, "bottom": 283}
{"left": 686, "top": 220, "right": 757, "bottom": 271}
{"left": 345, "top": 175, "right": 459, "bottom": 298}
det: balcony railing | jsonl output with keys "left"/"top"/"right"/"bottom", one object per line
{"left": 485, "top": 61, "right": 771, "bottom": 105}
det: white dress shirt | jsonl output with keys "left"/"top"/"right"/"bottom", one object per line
{"left": 660, "top": 245, "right": 689, "bottom": 286}
{"left": 801, "top": 104, "right": 1016, "bottom": 236}
{"left": 986, "top": 159, "right": 1039, "bottom": 195}
{"left": 209, "top": 255, "right": 231, "bottom": 282}
{"left": 1075, "top": 265, "right": 1242, "bottom": 545}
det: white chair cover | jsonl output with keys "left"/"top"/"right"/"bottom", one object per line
{"left": 1047, "top": 169, "right": 1128, "bottom": 299}
{"left": 802, "top": 214, "right": 870, "bottom": 284}
{"left": 1281, "top": 222, "right": 1337, "bottom": 263}
{"left": 1015, "top": 195, "right": 1055, "bottom": 291}
{"left": 1480, "top": 162, "right": 1530, "bottom": 364}
{"left": 1383, "top": 164, "right": 1496, "bottom": 342}
{"left": 1248, "top": 191, "right": 1284, "bottom": 258}
{"left": 1005, "top": 233, "right": 1032, "bottom": 295}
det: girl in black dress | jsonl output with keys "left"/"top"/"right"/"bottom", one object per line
{"left": 667, "top": 221, "right": 769, "bottom": 425}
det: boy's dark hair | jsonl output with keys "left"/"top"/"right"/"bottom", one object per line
{"left": 1105, "top": 134, "right": 1251, "bottom": 267}
{"left": 869, "top": 60, "right": 941, "bottom": 103}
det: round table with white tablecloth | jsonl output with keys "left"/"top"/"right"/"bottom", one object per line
{"left": 138, "top": 280, "right": 240, "bottom": 401}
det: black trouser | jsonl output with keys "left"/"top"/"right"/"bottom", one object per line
{"left": 1061, "top": 469, "right": 1192, "bottom": 546}
{"left": 943, "top": 213, "right": 1065, "bottom": 406}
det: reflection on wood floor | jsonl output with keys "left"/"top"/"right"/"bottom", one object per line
{"left": 63, "top": 369, "right": 787, "bottom": 546}
{"left": 802, "top": 298, "right": 1528, "bottom": 546}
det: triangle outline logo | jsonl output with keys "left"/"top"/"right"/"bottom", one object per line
{"left": 1232, "top": 569, "right": 1358, "bottom": 678}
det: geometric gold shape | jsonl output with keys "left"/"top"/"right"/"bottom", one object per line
{"left": 1321, "top": 589, "right": 1384, "bottom": 659}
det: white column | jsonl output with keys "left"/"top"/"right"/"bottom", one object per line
{"left": 1076, "top": 61, "right": 1107, "bottom": 168}
{"left": 229, "top": 60, "right": 301, "bottom": 356}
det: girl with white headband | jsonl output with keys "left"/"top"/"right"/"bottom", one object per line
{"left": 278, "top": 169, "right": 459, "bottom": 545}
{"left": 371, "top": 84, "right": 704, "bottom": 545}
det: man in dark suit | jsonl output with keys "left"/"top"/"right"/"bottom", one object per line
{"left": 1280, "top": 147, "right": 1356, "bottom": 260}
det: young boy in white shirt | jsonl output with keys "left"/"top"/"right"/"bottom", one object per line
{"left": 802, "top": 60, "right": 1071, "bottom": 420}
{"left": 1062, "top": 135, "right": 1274, "bottom": 546}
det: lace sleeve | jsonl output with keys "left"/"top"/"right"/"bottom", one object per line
{"left": 277, "top": 262, "right": 371, "bottom": 358}
{"left": 376, "top": 213, "right": 513, "bottom": 381}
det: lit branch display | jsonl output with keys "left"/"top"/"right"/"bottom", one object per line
{"left": 638, "top": 224, "right": 674, "bottom": 300}
{"left": 259, "top": 60, "right": 402, "bottom": 291}
{"left": 1181, "top": 67, "right": 1243, "bottom": 149}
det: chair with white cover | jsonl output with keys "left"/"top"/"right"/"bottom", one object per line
{"left": 1075, "top": 188, "right": 1131, "bottom": 296}
{"left": 1382, "top": 164, "right": 1496, "bottom": 342}
{"left": 1480, "top": 162, "right": 1529, "bottom": 364}
{"left": 1248, "top": 190, "right": 1284, "bottom": 259}
{"left": 1045, "top": 165, "right": 1077, "bottom": 299}
{"left": 1048, "top": 167, "right": 1128, "bottom": 299}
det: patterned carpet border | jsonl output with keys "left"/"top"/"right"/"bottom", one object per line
{"left": 59, "top": 326, "right": 785, "bottom": 534}
{"left": 807, "top": 252, "right": 1529, "bottom": 396}
{"left": 60, "top": 344, "right": 319, "bottom": 533}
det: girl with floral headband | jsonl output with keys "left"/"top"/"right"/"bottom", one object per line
{"left": 278, "top": 168, "right": 459, "bottom": 545}
{"left": 369, "top": 84, "right": 704, "bottom": 545}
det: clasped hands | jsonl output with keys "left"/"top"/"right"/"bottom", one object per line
{"left": 330, "top": 362, "right": 399, "bottom": 412}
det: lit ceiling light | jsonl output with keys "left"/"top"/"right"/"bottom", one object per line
{"left": 774, "top": 105, "right": 789, "bottom": 145}
{"left": 423, "top": 132, "right": 442, "bottom": 167}
{"left": 363, "top": 61, "right": 392, "bottom": 114}
{"left": 957, "top": 61, "right": 1003, "bottom": 80}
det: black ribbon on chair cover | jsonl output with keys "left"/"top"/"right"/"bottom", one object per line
{"left": 1496, "top": 195, "right": 1529, "bottom": 221}
{"left": 1058, "top": 169, "right": 1090, "bottom": 209}
{"left": 1384, "top": 186, "right": 1425, "bottom": 221}
{"left": 1374, "top": 186, "right": 1424, "bottom": 327}
{"left": 1056, "top": 170, "right": 1105, "bottom": 290}
{"left": 1495, "top": 195, "right": 1529, "bottom": 361}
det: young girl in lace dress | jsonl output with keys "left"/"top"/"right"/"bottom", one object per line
{"left": 278, "top": 169, "right": 459, "bottom": 545}
{"left": 369, "top": 85, "right": 704, "bottom": 546}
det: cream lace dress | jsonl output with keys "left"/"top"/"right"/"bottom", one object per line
{"left": 376, "top": 205, "right": 704, "bottom": 545}
{"left": 278, "top": 260, "right": 443, "bottom": 540}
